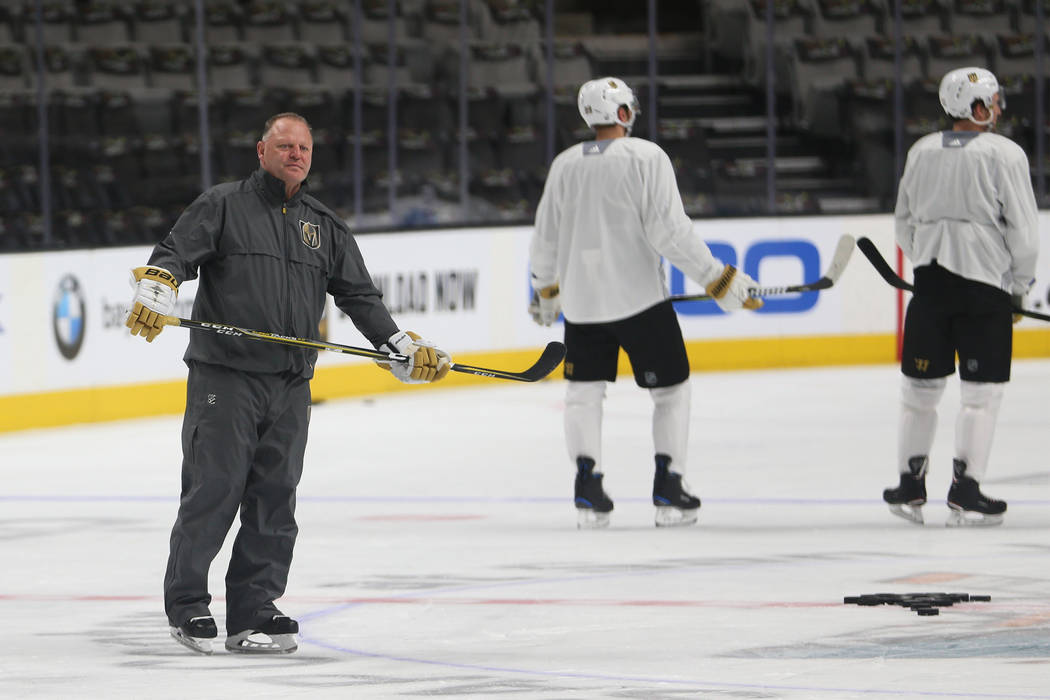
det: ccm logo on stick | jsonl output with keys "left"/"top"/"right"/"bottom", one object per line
{"left": 671, "top": 240, "right": 821, "bottom": 315}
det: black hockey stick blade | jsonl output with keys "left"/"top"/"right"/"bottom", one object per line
{"left": 856, "top": 236, "right": 1050, "bottom": 322}
{"left": 669, "top": 233, "right": 856, "bottom": 302}
{"left": 164, "top": 316, "right": 566, "bottom": 381}
{"left": 856, "top": 236, "right": 913, "bottom": 291}
{"left": 449, "top": 341, "right": 566, "bottom": 382}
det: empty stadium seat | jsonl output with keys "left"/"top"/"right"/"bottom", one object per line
{"left": 315, "top": 44, "right": 361, "bottom": 91}
{"left": 948, "top": 0, "right": 1015, "bottom": 35}
{"left": 0, "top": 45, "right": 30, "bottom": 91}
{"left": 810, "top": 0, "right": 885, "bottom": 39}
{"left": 202, "top": 1, "right": 244, "bottom": 43}
{"left": 130, "top": 0, "right": 187, "bottom": 44}
{"left": 242, "top": 0, "right": 298, "bottom": 43}
{"left": 479, "top": 0, "right": 541, "bottom": 43}
{"left": 147, "top": 44, "right": 196, "bottom": 91}
{"left": 297, "top": 0, "right": 348, "bottom": 44}
{"left": 788, "top": 36, "right": 860, "bottom": 136}
{"left": 208, "top": 43, "right": 258, "bottom": 90}
{"left": 258, "top": 42, "right": 317, "bottom": 86}
{"left": 74, "top": 1, "right": 132, "bottom": 44}
{"left": 83, "top": 45, "right": 149, "bottom": 91}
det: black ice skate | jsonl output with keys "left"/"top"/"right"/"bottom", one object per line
{"left": 652, "top": 454, "right": 700, "bottom": 527}
{"left": 575, "top": 457, "right": 613, "bottom": 529}
{"left": 947, "top": 459, "right": 1006, "bottom": 527}
{"left": 883, "top": 456, "right": 928, "bottom": 525}
{"left": 170, "top": 615, "right": 218, "bottom": 655}
{"left": 225, "top": 614, "right": 299, "bottom": 654}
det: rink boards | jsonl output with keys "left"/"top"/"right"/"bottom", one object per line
{"left": 2, "top": 213, "right": 1050, "bottom": 432}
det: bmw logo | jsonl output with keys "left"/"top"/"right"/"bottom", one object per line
{"left": 53, "top": 274, "right": 86, "bottom": 360}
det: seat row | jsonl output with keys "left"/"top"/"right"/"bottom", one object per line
{"left": 0, "top": 0, "right": 543, "bottom": 47}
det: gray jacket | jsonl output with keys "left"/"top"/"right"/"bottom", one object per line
{"left": 149, "top": 169, "right": 398, "bottom": 378}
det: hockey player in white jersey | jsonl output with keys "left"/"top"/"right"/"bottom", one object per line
{"left": 884, "top": 67, "right": 1039, "bottom": 526}
{"left": 529, "top": 77, "right": 762, "bottom": 529}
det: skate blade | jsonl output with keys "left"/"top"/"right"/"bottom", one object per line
{"left": 654, "top": 506, "right": 698, "bottom": 528}
{"left": 170, "top": 627, "right": 213, "bottom": 655}
{"left": 887, "top": 503, "right": 924, "bottom": 525}
{"left": 225, "top": 631, "right": 298, "bottom": 654}
{"left": 946, "top": 508, "right": 1004, "bottom": 528}
{"left": 576, "top": 509, "right": 610, "bottom": 529}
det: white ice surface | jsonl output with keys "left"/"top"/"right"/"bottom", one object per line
{"left": 1, "top": 360, "right": 1049, "bottom": 699}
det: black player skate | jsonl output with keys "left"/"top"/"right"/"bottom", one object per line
{"left": 883, "top": 456, "right": 928, "bottom": 525}
{"left": 575, "top": 456, "right": 613, "bottom": 529}
{"left": 170, "top": 615, "right": 218, "bottom": 654}
{"left": 947, "top": 459, "right": 1006, "bottom": 527}
{"left": 652, "top": 454, "right": 700, "bottom": 527}
{"left": 226, "top": 614, "right": 299, "bottom": 654}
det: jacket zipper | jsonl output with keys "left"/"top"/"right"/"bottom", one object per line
{"left": 282, "top": 202, "right": 291, "bottom": 338}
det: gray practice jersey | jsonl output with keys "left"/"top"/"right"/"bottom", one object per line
{"left": 149, "top": 169, "right": 398, "bottom": 378}
{"left": 530, "top": 137, "right": 725, "bottom": 324}
{"left": 895, "top": 130, "right": 1039, "bottom": 295}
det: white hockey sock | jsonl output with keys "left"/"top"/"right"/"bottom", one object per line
{"left": 898, "top": 376, "right": 946, "bottom": 473}
{"left": 954, "top": 380, "right": 1004, "bottom": 482}
{"left": 650, "top": 381, "right": 691, "bottom": 469}
{"left": 564, "top": 380, "right": 606, "bottom": 471}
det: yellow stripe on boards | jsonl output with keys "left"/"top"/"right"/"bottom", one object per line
{"left": 4, "top": 329, "right": 1050, "bottom": 434}
{"left": 0, "top": 380, "right": 188, "bottom": 433}
{"left": 1014, "top": 328, "right": 1050, "bottom": 357}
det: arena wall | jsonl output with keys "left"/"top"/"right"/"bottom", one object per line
{"left": 3, "top": 214, "right": 1049, "bottom": 432}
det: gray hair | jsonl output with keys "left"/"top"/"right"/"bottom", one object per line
{"left": 261, "top": 113, "right": 312, "bottom": 141}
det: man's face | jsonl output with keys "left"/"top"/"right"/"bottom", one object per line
{"left": 257, "top": 118, "right": 313, "bottom": 188}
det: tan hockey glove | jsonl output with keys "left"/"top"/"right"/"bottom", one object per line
{"left": 125, "top": 266, "right": 178, "bottom": 342}
{"left": 378, "top": 331, "right": 452, "bottom": 383}
{"left": 705, "top": 264, "right": 763, "bottom": 312}
{"left": 528, "top": 283, "right": 561, "bottom": 326}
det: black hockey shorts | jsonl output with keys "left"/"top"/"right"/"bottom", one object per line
{"left": 563, "top": 299, "right": 689, "bottom": 388}
{"left": 901, "top": 263, "right": 1013, "bottom": 382}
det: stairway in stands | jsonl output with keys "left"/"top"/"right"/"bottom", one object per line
{"left": 579, "top": 32, "right": 879, "bottom": 217}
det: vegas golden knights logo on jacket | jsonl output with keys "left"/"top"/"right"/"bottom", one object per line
{"left": 299, "top": 220, "right": 320, "bottom": 249}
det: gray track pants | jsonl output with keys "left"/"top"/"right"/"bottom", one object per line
{"left": 164, "top": 361, "right": 310, "bottom": 634}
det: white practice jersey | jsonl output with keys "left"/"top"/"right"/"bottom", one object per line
{"left": 895, "top": 130, "right": 1038, "bottom": 295}
{"left": 529, "top": 137, "right": 725, "bottom": 324}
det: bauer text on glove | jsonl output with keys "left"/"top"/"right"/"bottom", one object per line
{"left": 705, "top": 264, "right": 763, "bottom": 312}
{"left": 377, "top": 330, "right": 451, "bottom": 383}
{"left": 125, "top": 266, "right": 178, "bottom": 342}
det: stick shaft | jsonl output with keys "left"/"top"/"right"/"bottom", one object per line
{"left": 670, "top": 234, "right": 855, "bottom": 303}
{"left": 164, "top": 316, "right": 566, "bottom": 382}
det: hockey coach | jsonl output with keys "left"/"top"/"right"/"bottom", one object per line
{"left": 125, "top": 112, "right": 451, "bottom": 654}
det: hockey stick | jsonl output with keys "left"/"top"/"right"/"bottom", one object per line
{"left": 668, "top": 233, "right": 856, "bottom": 302}
{"left": 855, "top": 236, "right": 912, "bottom": 292}
{"left": 855, "top": 236, "right": 1050, "bottom": 322}
{"left": 163, "top": 316, "right": 566, "bottom": 382}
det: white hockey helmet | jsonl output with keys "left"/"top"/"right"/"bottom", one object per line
{"left": 577, "top": 77, "right": 639, "bottom": 132}
{"left": 938, "top": 67, "right": 1002, "bottom": 125}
